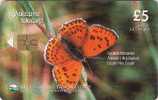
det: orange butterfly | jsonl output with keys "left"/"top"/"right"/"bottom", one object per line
{"left": 44, "top": 18, "right": 119, "bottom": 93}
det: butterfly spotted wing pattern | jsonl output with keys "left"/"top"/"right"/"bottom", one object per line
{"left": 44, "top": 37, "right": 72, "bottom": 65}
{"left": 44, "top": 37, "right": 83, "bottom": 92}
{"left": 53, "top": 60, "right": 82, "bottom": 92}
{"left": 59, "top": 18, "right": 88, "bottom": 48}
{"left": 83, "top": 24, "right": 119, "bottom": 57}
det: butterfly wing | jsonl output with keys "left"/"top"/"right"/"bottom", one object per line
{"left": 82, "top": 24, "right": 119, "bottom": 57}
{"left": 44, "top": 37, "right": 72, "bottom": 65}
{"left": 59, "top": 18, "right": 88, "bottom": 48}
{"left": 53, "top": 60, "right": 82, "bottom": 93}
{"left": 44, "top": 37, "right": 83, "bottom": 93}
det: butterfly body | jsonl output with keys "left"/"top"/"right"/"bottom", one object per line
{"left": 44, "top": 18, "right": 118, "bottom": 93}
{"left": 61, "top": 37, "right": 84, "bottom": 60}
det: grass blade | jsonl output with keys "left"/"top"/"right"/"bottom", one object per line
{"left": 42, "top": 3, "right": 56, "bottom": 38}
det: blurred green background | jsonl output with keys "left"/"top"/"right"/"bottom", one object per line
{"left": 0, "top": 0, "right": 157, "bottom": 100}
